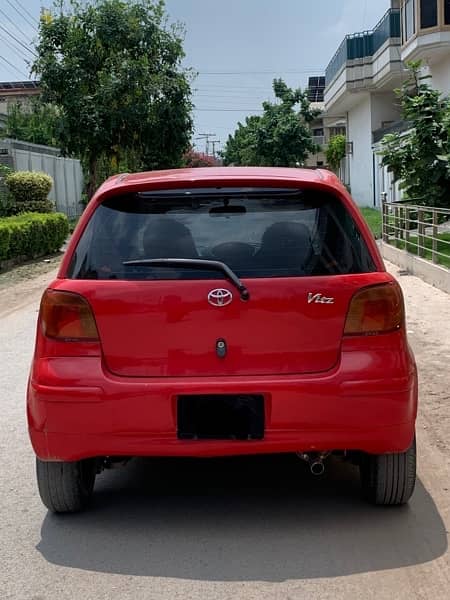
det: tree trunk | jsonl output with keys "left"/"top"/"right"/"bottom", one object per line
{"left": 86, "top": 156, "right": 98, "bottom": 200}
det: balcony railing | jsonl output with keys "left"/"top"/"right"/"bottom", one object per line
{"left": 372, "top": 119, "right": 411, "bottom": 144}
{"left": 382, "top": 202, "right": 450, "bottom": 268}
{"left": 325, "top": 9, "right": 401, "bottom": 86}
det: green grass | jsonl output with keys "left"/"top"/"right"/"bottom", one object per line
{"left": 360, "top": 207, "right": 382, "bottom": 239}
{"left": 393, "top": 232, "right": 450, "bottom": 268}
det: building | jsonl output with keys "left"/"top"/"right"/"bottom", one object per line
{"left": 400, "top": 0, "right": 450, "bottom": 94}
{"left": 323, "top": 0, "right": 450, "bottom": 206}
{"left": 305, "top": 76, "right": 327, "bottom": 168}
{"left": 376, "top": 0, "right": 450, "bottom": 203}
{"left": 324, "top": 2, "right": 405, "bottom": 206}
{"left": 0, "top": 81, "right": 41, "bottom": 130}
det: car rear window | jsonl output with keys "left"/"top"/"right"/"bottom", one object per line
{"left": 67, "top": 187, "right": 376, "bottom": 280}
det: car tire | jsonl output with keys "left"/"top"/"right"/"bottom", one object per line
{"left": 36, "top": 457, "right": 97, "bottom": 513}
{"left": 360, "top": 436, "right": 416, "bottom": 505}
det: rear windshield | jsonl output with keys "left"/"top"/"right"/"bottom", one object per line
{"left": 67, "top": 187, "right": 376, "bottom": 280}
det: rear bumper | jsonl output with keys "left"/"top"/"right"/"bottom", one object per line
{"left": 27, "top": 337, "right": 418, "bottom": 461}
{"left": 29, "top": 424, "right": 416, "bottom": 461}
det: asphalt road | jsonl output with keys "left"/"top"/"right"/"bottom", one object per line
{"left": 1, "top": 263, "right": 449, "bottom": 600}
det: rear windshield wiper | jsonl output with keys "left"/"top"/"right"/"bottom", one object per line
{"left": 123, "top": 258, "right": 250, "bottom": 301}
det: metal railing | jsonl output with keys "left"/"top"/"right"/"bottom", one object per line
{"left": 382, "top": 201, "right": 450, "bottom": 268}
{"left": 325, "top": 8, "right": 400, "bottom": 86}
{"left": 372, "top": 119, "right": 411, "bottom": 144}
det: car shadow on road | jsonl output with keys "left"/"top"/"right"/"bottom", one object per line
{"left": 37, "top": 454, "right": 447, "bottom": 581}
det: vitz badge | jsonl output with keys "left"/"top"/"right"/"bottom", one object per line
{"left": 308, "top": 292, "right": 335, "bottom": 305}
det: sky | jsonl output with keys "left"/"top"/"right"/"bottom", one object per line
{"left": 0, "top": 0, "right": 391, "bottom": 151}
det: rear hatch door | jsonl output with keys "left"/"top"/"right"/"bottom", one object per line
{"left": 66, "top": 187, "right": 377, "bottom": 377}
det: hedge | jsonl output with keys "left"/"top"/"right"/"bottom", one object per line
{"left": 0, "top": 212, "right": 69, "bottom": 262}
{"left": 16, "top": 199, "right": 55, "bottom": 214}
{"left": 5, "top": 171, "right": 53, "bottom": 204}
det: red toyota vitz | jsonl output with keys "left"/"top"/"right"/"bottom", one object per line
{"left": 27, "top": 167, "right": 418, "bottom": 512}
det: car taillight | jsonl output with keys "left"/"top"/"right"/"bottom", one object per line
{"left": 344, "top": 283, "right": 404, "bottom": 336}
{"left": 40, "top": 290, "right": 99, "bottom": 341}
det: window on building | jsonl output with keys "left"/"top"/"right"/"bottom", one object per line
{"left": 329, "top": 126, "right": 346, "bottom": 137}
{"left": 420, "top": 0, "right": 438, "bottom": 28}
{"left": 445, "top": 0, "right": 450, "bottom": 24}
{"left": 313, "top": 128, "right": 324, "bottom": 137}
{"left": 401, "top": 3, "right": 406, "bottom": 43}
{"left": 404, "top": 0, "right": 416, "bottom": 40}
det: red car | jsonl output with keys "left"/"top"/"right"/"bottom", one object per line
{"left": 27, "top": 167, "right": 418, "bottom": 512}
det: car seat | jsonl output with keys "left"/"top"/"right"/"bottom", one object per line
{"left": 255, "top": 221, "right": 312, "bottom": 274}
{"left": 142, "top": 217, "right": 199, "bottom": 259}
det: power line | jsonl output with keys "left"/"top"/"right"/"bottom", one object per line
{"left": 194, "top": 90, "right": 273, "bottom": 95}
{"left": 0, "top": 59, "right": 20, "bottom": 80}
{"left": 0, "top": 6, "right": 35, "bottom": 47}
{"left": 0, "top": 23, "right": 37, "bottom": 57}
{"left": 194, "top": 108, "right": 264, "bottom": 112}
{"left": 7, "top": 0, "right": 39, "bottom": 30}
{"left": 197, "top": 69, "right": 324, "bottom": 75}
{"left": 0, "top": 54, "right": 28, "bottom": 79}
{"left": 194, "top": 94, "right": 272, "bottom": 100}
{"left": 0, "top": 30, "right": 32, "bottom": 62}
{"left": 194, "top": 83, "right": 279, "bottom": 90}
{"left": 13, "top": 0, "right": 39, "bottom": 26}
{"left": 195, "top": 107, "right": 266, "bottom": 111}
{"left": 195, "top": 132, "right": 217, "bottom": 155}
{"left": 196, "top": 124, "right": 235, "bottom": 128}
{"left": 195, "top": 82, "right": 271, "bottom": 88}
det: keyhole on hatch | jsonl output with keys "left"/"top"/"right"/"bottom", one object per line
{"left": 216, "top": 338, "right": 227, "bottom": 359}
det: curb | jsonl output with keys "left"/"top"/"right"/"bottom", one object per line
{"left": 380, "top": 241, "right": 450, "bottom": 294}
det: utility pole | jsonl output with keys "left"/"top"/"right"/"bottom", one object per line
{"left": 195, "top": 133, "right": 216, "bottom": 156}
{"left": 210, "top": 140, "right": 221, "bottom": 158}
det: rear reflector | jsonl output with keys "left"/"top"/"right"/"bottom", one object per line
{"left": 40, "top": 290, "right": 99, "bottom": 341}
{"left": 344, "top": 283, "right": 404, "bottom": 336}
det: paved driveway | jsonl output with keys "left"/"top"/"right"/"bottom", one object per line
{"left": 1, "top": 262, "right": 449, "bottom": 600}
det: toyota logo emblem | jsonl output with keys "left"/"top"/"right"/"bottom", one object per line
{"left": 208, "top": 288, "right": 233, "bottom": 307}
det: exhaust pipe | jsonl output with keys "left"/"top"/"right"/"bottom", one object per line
{"left": 310, "top": 460, "right": 325, "bottom": 476}
{"left": 296, "top": 451, "right": 329, "bottom": 475}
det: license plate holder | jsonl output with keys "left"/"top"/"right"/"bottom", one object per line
{"left": 177, "top": 394, "right": 265, "bottom": 440}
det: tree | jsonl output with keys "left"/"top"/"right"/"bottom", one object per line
{"left": 380, "top": 62, "right": 450, "bottom": 208}
{"left": 4, "top": 100, "right": 61, "bottom": 148}
{"left": 222, "top": 79, "right": 320, "bottom": 167}
{"left": 33, "top": 0, "right": 193, "bottom": 198}
{"left": 326, "top": 134, "right": 346, "bottom": 172}
{"left": 222, "top": 115, "right": 261, "bottom": 166}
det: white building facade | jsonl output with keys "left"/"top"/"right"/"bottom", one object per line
{"left": 324, "top": 3, "right": 405, "bottom": 206}
{"left": 400, "top": 0, "right": 450, "bottom": 94}
{"left": 324, "top": 0, "right": 450, "bottom": 207}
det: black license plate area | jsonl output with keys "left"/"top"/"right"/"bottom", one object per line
{"left": 177, "top": 394, "right": 265, "bottom": 440}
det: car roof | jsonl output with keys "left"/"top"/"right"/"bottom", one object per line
{"left": 97, "top": 167, "right": 342, "bottom": 197}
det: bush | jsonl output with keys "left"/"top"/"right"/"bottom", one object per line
{"left": 0, "top": 194, "right": 17, "bottom": 217}
{"left": 326, "top": 135, "right": 346, "bottom": 171}
{"left": 380, "top": 62, "right": 450, "bottom": 209}
{"left": 183, "top": 149, "right": 217, "bottom": 167}
{"left": 0, "top": 212, "right": 69, "bottom": 262}
{"left": 5, "top": 171, "right": 53, "bottom": 204}
{"left": 17, "top": 200, "right": 55, "bottom": 214}
{"left": 0, "top": 164, "right": 16, "bottom": 217}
